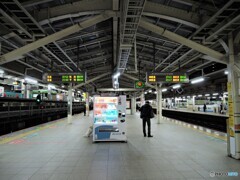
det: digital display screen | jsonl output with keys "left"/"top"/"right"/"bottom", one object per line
{"left": 147, "top": 72, "right": 189, "bottom": 83}
{"left": 44, "top": 73, "right": 86, "bottom": 83}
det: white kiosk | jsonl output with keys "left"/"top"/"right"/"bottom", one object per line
{"left": 93, "top": 96, "right": 127, "bottom": 142}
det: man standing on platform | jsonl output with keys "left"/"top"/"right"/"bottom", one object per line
{"left": 139, "top": 101, "right": 154, "bottom": 137}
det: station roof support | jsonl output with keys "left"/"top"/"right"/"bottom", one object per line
{"left": 139, "top": 19, "right": 227, "bottom": 64}
{"left": 0, "top": 11, "right": 114, "bottom": 65}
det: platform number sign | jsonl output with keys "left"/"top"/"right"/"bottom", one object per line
{"left": 135, "top": 80, "right": 145, "bottom": 89}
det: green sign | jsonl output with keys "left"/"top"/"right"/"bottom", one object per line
{"left": 135, "top": 80, "right": 145, "bottom": 88}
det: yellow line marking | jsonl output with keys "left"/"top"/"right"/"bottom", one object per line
{"left": 0, "top": 119, "right": 65, "bottom": 145}
{"left": 167, "top": 119, "right": 227, "bottom": 141}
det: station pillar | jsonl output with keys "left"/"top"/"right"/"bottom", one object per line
{"left": 68, "top": 83, "right": 73, "bottom": 124}
{"left": 131, "top": 93, "right": 136, "bottom": 115}
{"left": 140, "top": 91, "right": 145, "bottom": 106}
{"left": 86, "top": 92, "right": 90, "bottom": 116}
{"left": 156, "top": 83, "right": 162, "bottom": 124}
{"left": 227, "top": 32, "right": 240, "bottom": 159}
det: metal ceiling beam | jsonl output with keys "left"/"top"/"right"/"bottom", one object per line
{"left": 113, "top": 0, "right": 119, "bottom": 67}
{"left": 139, "top": 19, "right": 226, "bottom": 63}
{"left": 78, "top": 54, "right": 112, "bottom": 65}
{"left": 22, "top": 0, "right": 54, "bottom": 7}
{"left": 73, "top": 72, "right": 111, "bottom": 89}
{"left": 63, "top": 36, "right": 112, "bottom": 51}
{"left": 0, "top": 12, "right": 114, "bottom": 65}
{"left": 122, "top": 73, "right": 155, "bottom": 89}
{"left": 97, "top": 88, "right": 141, "bottom": 91}
{"left": 36, "top": 0, "right": 112, "bottom": 23}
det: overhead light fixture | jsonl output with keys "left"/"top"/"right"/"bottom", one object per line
{"left": 61, "top": 85, "right": 65, "bottom": 88}
{"left": 48, "top": 84, "right": 56, "bottom": 89}
{"left": 172, "top": 84, "right": 181, "bottom": 89}
{"left": 212, "top": 96, "right": 216, "bottom": 99}
{"left": 213, "top": 93, "right": 218, "bottom": 96}
{"left": 25, "top": 77, "right": 38, "bottom": 84}
{"left": 205, "top": 94, "right": 210, "bottom": 96}
{"left": 162, "top": 88, "right": 167, "bottom": 92}
{"left": 113, "top": 72, "right": 120, "bottom": 79}
{"left": 191, "top": 77, "right": 204, "bottom": 84}
{"left": 0, "top": 69, "right": 4, "bottom": 74}
{"left": 198, "top": 95, "right": 202, "bottom": 97}
{"left": 154, "top": 91, "right": 157, "bottom": 94}
{"left": 224, "top": 70, "right": 228, "bottom": 75}
{"left": 144, "top": 92, "right": 147, "bottom": 94}
{"left": 149, "top": 90, "right": 152, "bottom": 93}
{"left": 223, "top": 92, "right": 228, "bottom": 95}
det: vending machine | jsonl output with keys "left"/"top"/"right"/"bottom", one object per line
{"left": 93, "top": 96, "right": 127, "bottom": 142}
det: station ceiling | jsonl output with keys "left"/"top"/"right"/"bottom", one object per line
{"left": 0, "top": 0, "right": 239, "bottom": 96}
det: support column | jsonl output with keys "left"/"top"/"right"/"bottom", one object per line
{"left": 156, "top": 84, "right": 162, "bottom": 124}
{"left": 68, "top": 83, "right": 73, "bottom": 124}
{"left": 86, "top": 92, "right": 90, "bottom": 116}
{"left": 140, "top": 91, "right": 145, "bottom": 106}
{"left": 131, "top": 94, "right": 136, "bottom": 115}
{"left": 227, "top": 32, "right": 240, "bottom": 159}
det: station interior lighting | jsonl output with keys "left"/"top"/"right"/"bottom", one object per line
{"left": 25, "top": 77, "right": 38, "bottom": 84}
{"left": 113, "top": 72, "right": 120, "bottom": 79}
{"left": 191, "top": 77, "right": 204, "bottom": 84}
{"left": 48, "top": 84, "right": 56, "bottom": 89}
{"left": 212, "top": 93, "right": 218, "bottom": 96}
{"left": 0, "top": 69, "right": 4, "bottom": 74}
{"left": 154, "top": 91, "right": 157, "bottom": 94}
{"left": 224, "top": 70, "right": 228, "bottom": 75}
{"left": 61, "top": 85, "right": 65, "bottom": 88}
{"left": 198, "top": 95, "right": 202, "bottom": 97}
{"left": 172, "top": 84, "right": 181, "bottom": 89}
{"left": 149, "top": 89, "right": 152, "bottom": 93}
{"left": 162, "top": 88, "right": 167, "bottom": 92}
{"left": 205, "top": 94, "right": 210, "bottom": 96}
{"left": 144, "top": 92, "right": 147, "bottom": 94}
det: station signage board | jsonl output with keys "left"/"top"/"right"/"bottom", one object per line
{"left": 146, "top": 72, "right": 189, "bottom": 83}
{"left": 43, "top": 72, "right": 86, "bottom": 83}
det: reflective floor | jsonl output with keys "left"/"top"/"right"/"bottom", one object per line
{"left": 0, "top": 112, "right": 239, "bottom": 180}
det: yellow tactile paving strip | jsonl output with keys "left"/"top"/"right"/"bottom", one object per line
{"left": 166, "top": 118, "right": 227, "bottom": 141}
{"left": 0, "top": 119, "right": 65, "bottom": 145}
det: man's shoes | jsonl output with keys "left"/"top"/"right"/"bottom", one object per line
{"left": 144, "top": 134, "right": 146, "bottom": 137}
{"left": 148, "top": 135, "right": 153, "bottom": 138}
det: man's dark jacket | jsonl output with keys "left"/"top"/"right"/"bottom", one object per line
{"left": 139, "top": 104, "right": 153, "bottom": 118}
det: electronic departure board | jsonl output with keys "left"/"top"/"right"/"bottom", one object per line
{"left": 146, "top": 72, "right": 189, "bottom": 83}
{"left": 43, "top": 72, "right": 86, "bottom": 83}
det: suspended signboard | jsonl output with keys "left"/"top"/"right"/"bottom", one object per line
{"left": 43, "top": 72, "right": 86, "bottom": 83}
{"left": 146, "top": 72, "right": 189, "bottom": 83}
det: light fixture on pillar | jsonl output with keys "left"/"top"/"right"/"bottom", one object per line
{"left": 113, "top": 72, "right": 120, "bottom": 79}
{"left": 24, "top": 77, "right": 38, "bottom": 84}
{"left": 191, "top": 77, "right": 204, "bottom": 84}
{"left": 224, "top": 70, "right": 228, "bottom": 75}
{"left": 172, "top": 84, "right": 181, "bottom": 89}
{"left": 162, "top": 88, "right": 167, "bottom": 92}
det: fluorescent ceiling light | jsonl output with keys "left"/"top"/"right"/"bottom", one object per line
{"left": 25, "top": 77, "right": 38, "bottom": 84}
{"left": 154, "top": 91, "right": 157, "bottom": 94}
{"left": 223, "top": 92, "right": 228, "bottom": 95}
{"left": 198, "top": 95, "right": 202, "bottom": 97}
{"left": 224, "top": 70, "right": 228, "bottom": 75}
{"left": 162, "top": 88, "right": 167, "bottom": 92}
{"left": 212, "top": 96, "right": 216, "bottom": 99}
{"left": 113, "top": 72, "right": 120, "bottom": 79}
{"left": 205, "top": 94, "right": 210, "bottom": 96}
{"left": 48, "top": 84, "right": 56, "bottom": 89}
{"left": 0, "top": 69, "right": 4, "bottom": 74}
{"left": 144, "top": 92, "right": 147, "bottom": 94}
{"left": 212, "top": 93, "right": 218, "bottom": 96}
{"left": 172, "top": 84, "right": 181, "bottom": 89}
{"left": 61, "top": 85, "right": 65, "bottom": 88}
{"left": 191, "top": 77, "right": 204, "bottom": 84}
{"left": 149, "top": 90, "right": 152, "bottom": 93}
{"left": 187, "top": 96, "right": 190, "bottom": 98}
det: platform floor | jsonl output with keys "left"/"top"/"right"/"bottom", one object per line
{"left": 0, "top": 113, "right": 239, "bottom": 180}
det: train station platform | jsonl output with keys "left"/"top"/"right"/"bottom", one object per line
{"left": 0, "top": 113, "right": 239, "bottom": 180}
